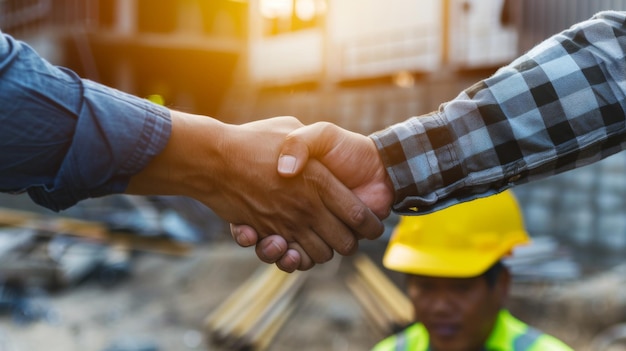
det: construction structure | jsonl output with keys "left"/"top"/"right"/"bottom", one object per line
{"left": 0, "top": 0, "right": 246, "bottom": 116}
{"left": 4, "top": 1, "right": 626, "bottom": 350}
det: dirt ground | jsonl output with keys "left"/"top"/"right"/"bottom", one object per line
{"left": 0, "top": 239, "right": 389, "bottom": 351}
{"left": 0, "top": 193, "right": 393, "bottom": 351}
{"left": 0, "top": 237, "right": 603, "bottom": 351}
{"left": 0, "top": 192, "right": 616, "bottom": 351}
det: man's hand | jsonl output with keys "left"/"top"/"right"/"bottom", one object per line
{"left": 278, "top": 122, "right": 394, "bottom": 218}
{"left": 231, "top": 122, "right": 395, "bottom": 270}
{"left": 128, "top": 112, "right": 383, "bottom": 271}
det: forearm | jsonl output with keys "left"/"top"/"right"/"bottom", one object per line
{"left": 131, "top": 114, "right": 384, "bottom": 270}
{"left": 0, "top": 32, "right": 171, "bottom": 211}
{"left": 127, "top": 112, "right": 297, "bottom": 216}
{"left": 126, "top": 111, "right": 227, "bottom": 199}
{"left": 372, "top": 10, "right": 626, "bottom": 214}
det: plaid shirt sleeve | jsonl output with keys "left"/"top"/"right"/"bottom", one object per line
{"left": 370, "top": 10, "right": 626, "bottom": 214}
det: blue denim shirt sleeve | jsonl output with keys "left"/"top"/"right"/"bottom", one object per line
{"left": 0, "top": 32, "right": 172, "bottom": 211}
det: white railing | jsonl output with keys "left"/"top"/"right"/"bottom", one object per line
{"left": 339, "top": 26, "right": 440, "bottom": 80}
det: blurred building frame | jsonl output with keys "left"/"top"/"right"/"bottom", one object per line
{"left": 0, "top": 0, "right": 247, "bottom": 116}
{"left": 4, "top": 0, "right": 626, "bottom": 253}
{"left": 225, "top": 0, "right": 519, "bottom": 131}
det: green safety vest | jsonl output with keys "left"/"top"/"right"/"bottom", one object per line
{"left": 371, "top": 310, "right": 573, "bottom": 351}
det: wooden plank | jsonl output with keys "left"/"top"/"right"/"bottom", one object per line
{"left": 216, "top": 268, "right": 290, "bottom": 339}
{"left": 346, "top": 275, "right": 393, "bottom": 336}
{"left": 108, "top": 232, "right": 192, "bottom": 256}
{"left": 353, "top": 255, "right": 413, "bottom": 324}
{"left": 254, "top": 303, "right": 297, "bottom": 351}
{"left": 0, "top": 208, "right": 108, "bottom": 240}
{"left": 231, "top": 271, "right": 305, "bottom": 338}
{"left": 204, "top": 264, "right": 280, "bottom": 335}
{"left": 0, "top": 208, "right": 193, "bottom": 256}
{"left": 205, "top": 264, "right": 308, "bottom": 350}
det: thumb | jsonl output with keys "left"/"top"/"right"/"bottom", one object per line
{"left": 278, "top": 123, "right": 336, "bottom": 177}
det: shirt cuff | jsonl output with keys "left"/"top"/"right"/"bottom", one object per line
{"left": 371, "top": 112, "right": 478, "bottom": 214}
{"left": 28, "top": 80, "right": 172, "bottom": 211}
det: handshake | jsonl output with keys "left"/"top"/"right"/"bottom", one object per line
{"left": 6, "top": 11, "right": 622, "bottom": 276}
{"left": 127, "top": 112, "right": 396, "bottom": 273}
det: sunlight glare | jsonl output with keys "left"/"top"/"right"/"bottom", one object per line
{"left": 260, "top": 0, "right": 293, "bottom": 19}
{"left": 295, "top": 0, "right": 316, "bottom": 21}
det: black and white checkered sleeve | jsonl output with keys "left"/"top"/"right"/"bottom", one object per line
{"left": 371, "top": 11, "right": 626, "bottom": 214}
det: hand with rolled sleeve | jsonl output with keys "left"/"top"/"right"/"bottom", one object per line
{"left": 128, "top": 113, "right": 385, "bottom": 271}
{"left": 0, "top": 31, "right": 383, "bottom": 272}
{"left": 231, "top": 122, "right": 396, "bottom": 271}
{"left": 233, "top": 10, "right": 626, "bottom": 269}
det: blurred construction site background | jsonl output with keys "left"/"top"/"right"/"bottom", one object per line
{"left": 3, "top": 1, "right": 626, "bottom": 350}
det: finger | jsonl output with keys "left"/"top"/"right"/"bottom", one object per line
{"left": 305, "top": 161, "right": 384, "bottom": 244}
{"left": 291, "top": 223, "right": 334, "bottom": 265}
{"left": 278, "top": 242, "right": 315, "bottom": 271}
{"left": 255, "top": 235, "right": 289, "bottom": 264}
{"left": 323, "top": 176, "right": 384, "bottom": 241}
{"left": 278, "top": 122, "right": 338, "bottom": 177}
{"left": 230, "top": 223, "right": 260, "bottom": 247}
{"left": 275, "top": 248, "right": 301, "bottom": 273}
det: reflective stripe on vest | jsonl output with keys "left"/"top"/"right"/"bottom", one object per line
{"left": 514, "top": 327, "right": 542, "bottom": 350}
{"left": 394, "top": 331, "right": 406, "bottom": 351}
{"left": 385, "top": 323, "right": 541, "bottom": 351}
{"left": 372, "top": 310, "right": 571, "bottom": 351}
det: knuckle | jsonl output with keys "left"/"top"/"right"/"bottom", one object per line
{"left": 255, "top": 245, "right": 276, "bottom": 263}
{"left": 318, "top": 249, "right": 334, "bottom": 264}
{"left": 299, "top": 261, "right": 316, "bottom": 271}
{"left": 336, "top": 236, "right": 357, "bottom": 256}
{"left": 283, "top": 116, "right": 303, "bottom": 128}
{"left": 315, "top": 121, "right": 334, "bottom": 131}
{"left": 349, "top": 205, "right": 368, "bottom": 227}
{"left": 347, "top": 205, "right": 386, "bottom": 240}
{"left": 277, "top": 262, "right": 295, "bottom": 273}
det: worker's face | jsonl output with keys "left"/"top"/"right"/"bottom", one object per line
{"left": 406, "top": 271, "right": 508, "bottom": 351}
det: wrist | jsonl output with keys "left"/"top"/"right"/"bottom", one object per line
{"left": 127, "top": 110, "right": 226, "bottom": 198}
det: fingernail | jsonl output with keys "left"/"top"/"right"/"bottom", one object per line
{"left": 237, "top": 232, "right": 251, "bottom": 247}
{"left": 280, "top": 255, "right": 297, "bottom": 273}
{"left": 277, "top": 155, "right": 297, "bottom": 174}
{"left": 262, "top": 241, "right": 282, "bottom": 259}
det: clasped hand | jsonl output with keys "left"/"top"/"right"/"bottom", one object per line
{"left": 230, "top": 121, "right": 394, "bottom": 272}
{"left": 130, "top": 112, "right": 393, "bottom": 273}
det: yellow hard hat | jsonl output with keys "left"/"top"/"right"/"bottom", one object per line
{"left": 383, "top": 190, "right": 530, "bottom": 278}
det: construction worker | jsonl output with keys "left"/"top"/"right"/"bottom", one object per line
{"left": 372, "top": 190, "right": 573, "bottom": 351}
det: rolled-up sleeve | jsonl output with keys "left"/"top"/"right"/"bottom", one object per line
{"left": 0, "top": 32, "right": 171, "bottom": 211}
{"left": 371, "top": 11, "right": 626, "bottom": 214}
